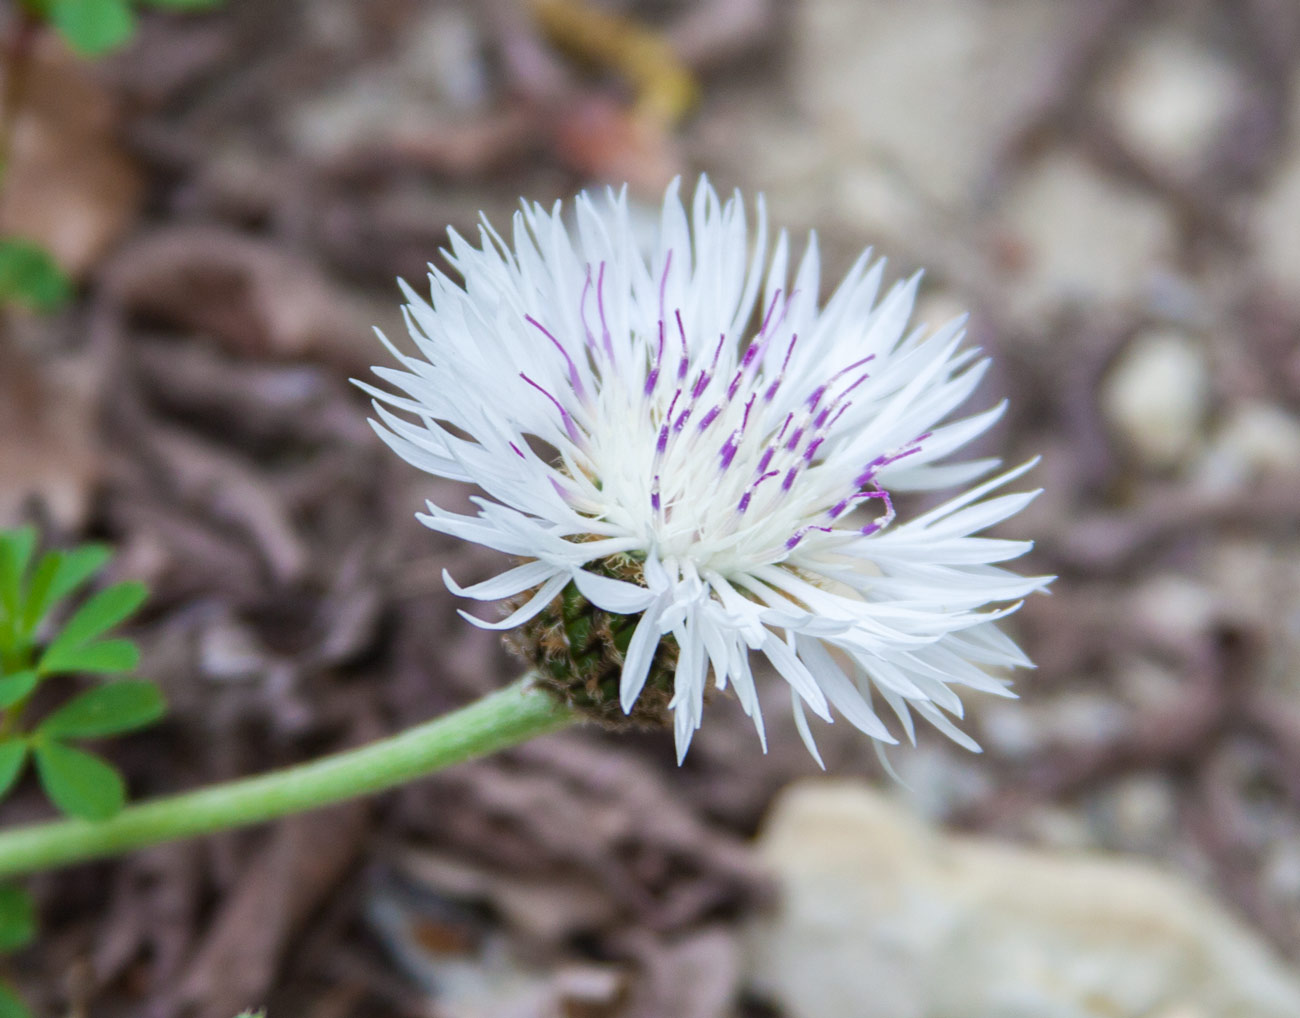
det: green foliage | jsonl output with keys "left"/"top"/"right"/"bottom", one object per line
{"left": 0, "top": 887, "right": 33, "bottom": 954}
{"left": 20, "top": 0, "right": 226, "bottom": 58}
{"left": 0, "top": 743, "right": 26, "bottom": 799}
{"left": 0, "top": 985, "right": 31, "bottom": 1018}
{"left": 0, "top": 885, "right": 34, "bottom": 1018}
{"left": 48, "top": 0, "right": 135, "bottom": 56}
{"left": 32, "top": 741, "right": 125, "bottom": 820}
{"left": 38, "top": 680, "right": 163, "bottom": 738}
{"left": 0, "top": 526, "right": 164, "bottom": 822}
{"left": 0, "top": 239, "right": 71, "bottom": 313}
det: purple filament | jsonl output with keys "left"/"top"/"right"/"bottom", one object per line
{"left": 526, "top": 315, "right": 585, "bottom": 398}
{"left": 520, "top": 373, "right": 582, "bottom": 444}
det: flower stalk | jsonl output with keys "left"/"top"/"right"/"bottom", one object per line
{"left": 0, "top": 675, "right": 574, "bottom": 878}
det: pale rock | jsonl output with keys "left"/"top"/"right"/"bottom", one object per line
{"left": 1118, "top": 657, "right": 1189, "bottom": 714}
{"left": 290, "top": 6, "right": 489, "bottom": 157}
{"left": 792, "top": 0, "right": 1059, "bottom": 207}
{"left": 1100, "top": 772, "right": 1180, "bottom": 853}
{"left": 1040, "top": 690, "right": 1129, "bottom": 747}
{"left": 1102, "top": 330, "right": 1209, "bottom": 468}
{"left": 888, "top": 743, "right": 994, "bottom": 823}
{"left": 1205, "top": 539, "right": 1300, "bottom": 702}
{"left": 1100, "top": 35, "right": 1240, "bottom": 173}
{"left": 1195, "top": 401, "right": 1300, "bottom": 491}
{"left": 1001, "top": 154, "right": 1175, "bottom": 322}
{"left": 1019, "top": 805, "right": 1096, "bottom": 853}
{"left": 1129, "top": 574, "right": 1219, "bottom": 646}
{"left": 979, "top": 700, "right": 1043, "bottom": 758}
{"left": 745, "top": 781, "right": 1300, "bottom": 1018}
{"left": 197, "top": 618, "right": 267, "bottom": 681}
{"left": 1253, "top": 77, "right": 1300, "bottom": 287}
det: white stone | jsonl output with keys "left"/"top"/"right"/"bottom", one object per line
{"left": 1102, "top": 330, "right": 1209, "bottom": 468}
{"left": 745, "top": 781, "right": 1300, "bottom": 1018}
{"left": 1253, "top": 77, "right": 1300, "bottom": 287}
{"left": 1197, "top": 401, "right": 1300, "bottom": 490}
{"left": 792, "top": 0, "right": 1060, "bottom": 207}
{"left": 1001, "top": 154, "right": 1176, "bottom": 323}
{"left": 1103, "top": 773, "right": 1180, "bottom": 853}
{"left": 1130, "top": 574, "right": 1219, "bottom": 646}
{"left": 1100, "top": 36, "right": 1240, "bottom": 172}
{"left": 289, "top": 6, "right": 489, "bottom": 157}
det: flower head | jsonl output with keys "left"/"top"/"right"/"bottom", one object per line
{"left": 365, "top": 179, "right": 1049, "bottom": 763}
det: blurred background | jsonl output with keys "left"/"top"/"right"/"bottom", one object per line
{"left": 2, "top": 0, "right": 1300, "bottom": 1015}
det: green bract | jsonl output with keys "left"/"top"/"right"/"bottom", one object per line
{"left": 0, "top": 527, "right": 164, "bottom": 822}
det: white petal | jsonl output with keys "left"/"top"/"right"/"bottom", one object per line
{"left": 619, "top": 600, "right": 666, "bottom": 713}
{"left": 572, "top": 568, "right": 656, "bottom": 615}
{"left": 442, "top": 560, "right": 561, "bottom": 601}
{"left": 457, "top": 573, "right": 568, "bottom": 631}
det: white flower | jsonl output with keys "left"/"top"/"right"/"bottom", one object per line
{"left": 364, "top": 178, "right": 1049, "bottom": 763}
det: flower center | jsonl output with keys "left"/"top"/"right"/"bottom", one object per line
{"left": 520, "top": 257, "right": 925, "bottom": 577}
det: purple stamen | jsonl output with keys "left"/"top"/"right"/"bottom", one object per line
{"left": 509, "top": 442, "right": 526, "bottom": 459}
{"left": 674, "top": 311, "right": 689, "bottom": 380}
{"left": 645, "top": 320, "right": 666, "bottom": 396}
{"left": 742, "top": 394, "right": 756, "bottom": 429}
{"left": 726, "top": 369, "right": 744, "bottom": 400}
{"left": 785, "top": 427, "right": 804, "bottom": 451}
{"left": 758, "top": 290, "right": 782, "bottom": 338}
{"left": 854, "top": 435, "right": 929, "bottom": 486}
{"left": 698, "top": 405, "right": 721, "bottom": 431}
{"left": 737, "top": 469, "right": 779, "bottom": 514}
{"left": 773, "top": 288, "right": 798, "bottom": 332}
{"left": 521, "top": 373, "right": 582, "bottom": 444}
{"left": 658, "top": 251, "right": 672, "bottom": 322}
{"left": 757, "top": 447, "right": 774, "bottom": 473}
{"left": 597, "top": 262, "right": 615, "bottom": 361}
{"left": 776, "top": 412, "right": 793, "bottom": 442}
{"left": 803, "top": 436, "right": 824, "bottom": 462}
{"left": 781, "top": 467, "right": 799, "bottom": 491}
{"left": 526, "top": 315, "right": 585, "bottom": 398}
{"left": 785, "top": 523, "right": 833, "bottom": 551}
{"left": 720, "top": 432, "right": 740, "bottom": 469}
{"left": 832, "top": 354, "right": 875, "bottom": 383}
{"left": 579, "top": 267, "right": 596, "bottom": 348}
{"left": 840, "top": 371, "right": 871, "bottom": 397}
{"left": 781, "top": 333, "right": 800, "bottom": 372}
{"left": 657, "top": 424, "right": 670, "bottom": 455}
{"left": 857, "top": 488, "right": 895, "bottom": 535}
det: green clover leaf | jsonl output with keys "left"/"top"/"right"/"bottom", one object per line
{"left": 37, "top": 680, "right": 165, "bottom": 739}
{"left": 33, "top": 740, "right": 126, "bottom": 820}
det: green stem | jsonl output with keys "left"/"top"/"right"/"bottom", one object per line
{"left": 0, "top": 676, "right": 575, "bottom": 878}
